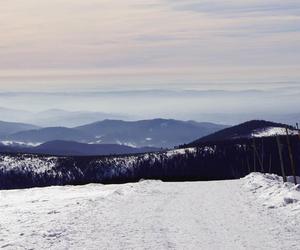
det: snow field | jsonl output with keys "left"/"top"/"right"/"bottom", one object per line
{"left": 0, "top": 173, "right": 299, "bottom": 250}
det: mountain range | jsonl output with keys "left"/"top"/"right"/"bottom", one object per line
{"left": 1, "top": 118, "right": 297, "bottom": 157}
{"left": 2, "top": 105, "right": 300, "bottom": 127}
{"left": 1, "top": 119, "right": 227, "bottom": 148}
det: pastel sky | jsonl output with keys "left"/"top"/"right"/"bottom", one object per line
{"left": 0, "top": 0, "right": 300, "bottom": 91}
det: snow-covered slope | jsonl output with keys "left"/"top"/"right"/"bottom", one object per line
{"left": 251, "top": 127, "right": 299, "bottom": 138}
{"left": 0, "top": 148, "right": 197, "bottom": 177}
{"left": 0, "top": 147, "right": 206, "bottom": 189}
{"left": 0, "top": 173, "right": 299, "bottom": 249}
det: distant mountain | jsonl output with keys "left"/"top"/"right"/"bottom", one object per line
{"left": 33, "top": 109, "right": 127, "bottom": 127}
{"left": 4, "top": 127, "right": 92, "bottom": 144}
{"left": 189, "top": 120, "right": 298, "bottom": 145}
{"left": 75, "top": 119, "right": 227, "bottom": 148}
{"left": 0, "top": 121, "right": 39, "bottom": 138}
{"left": 0, "top": 107, "right": 127, "bottom": 127}
{"left": 0, "top": 140, "right": 161, "bottom": 156}
{"left": 2, "top": 104, "right": 300, "bottom": 127}
{"left": 5, "top": 119, "right": 227, "bottom": 148}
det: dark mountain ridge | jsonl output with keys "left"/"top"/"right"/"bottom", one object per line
{"left": 189, "top": 120, "right": 296, "bottom": 146}
{"left": 0, "top": 140, "right": 161, "bottom": 156}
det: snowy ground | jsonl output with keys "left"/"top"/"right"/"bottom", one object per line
{"left": 0, "top": 174, "right": 299, "bottom": 250}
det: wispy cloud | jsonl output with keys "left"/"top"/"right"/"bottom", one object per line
{"left": 167, "top": 0, "right": 300, "bottom": 15}
{"left": 0, "top": 0, "right": 299, "bottom": 90}
{"left": 0, "top": 86, "right": 299, "bottom": 121}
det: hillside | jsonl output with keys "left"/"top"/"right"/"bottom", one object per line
{"left": 189, "top": 120, "right": 298, "bottom": 145}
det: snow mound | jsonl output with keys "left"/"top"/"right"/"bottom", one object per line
{"left": 109, "top": 180, "right": 163, "bottom": 198}
{"left": 243, "top": 173, "right": 300, "bottom": 208}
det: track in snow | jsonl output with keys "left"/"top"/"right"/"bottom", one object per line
{"left": 0, "top": 177, "right": 299, "bottom": 250}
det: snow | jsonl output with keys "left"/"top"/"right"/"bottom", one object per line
{"left": 165, "top": 147, "right": 215, "bottom": 157}
{"left": 165, "top": 147, "right": 197, "bottom": 157}
{"left": 1, "top": 173, "right": 299, "bottom": 249}
{"left": 88, "top": 140, "right": 102, "bottom": 144}
{"left": 243, "top": 172, "right": 300, "bottom": 209}
{"left": 251, "top": 127, "right": 299, "bottom": 138}
{"left": 116, "top": 140, "right": 137, "bottom": 148}
{"left": 0, "top": 141, "right": 42, "bottom": 147}
{"left": 0, "top": 155, "right": 59, "bottom": 174}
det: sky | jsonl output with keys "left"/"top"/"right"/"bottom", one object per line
{"left": 0, "top": 0, "right": 299, "bottom": 121}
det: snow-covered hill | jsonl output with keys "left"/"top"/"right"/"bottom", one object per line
{"left": 190, "top": 120, "right": 299, "bottom": 145}
{"left": 0, "top": 173, "right": 299, "bottom": 249}
{"left": 0, "top": 148, "right": 203, "bottom": 189}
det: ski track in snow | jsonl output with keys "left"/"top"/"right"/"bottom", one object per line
{"left": 0, "top": 175, "right": 299, "bottom": 250}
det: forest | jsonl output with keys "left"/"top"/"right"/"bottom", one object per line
{"left": 0, "top": 134, "right": 299, "bottom": 189}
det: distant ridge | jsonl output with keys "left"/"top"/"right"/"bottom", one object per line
{"left": 0, "top": 121, "right": 39, "bottom": 138}
{"left": 4, "top": 127, "right": 92, "bottom": 143}
{"left": 0, "top": 140, "right": 161, "bottom": 156}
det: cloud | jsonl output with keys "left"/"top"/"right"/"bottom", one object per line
{"left": 0, "top": 0, "right": 299, "bottom": 90}
{"left": 0, "top": 86, "right": 300, "bottom": 120}
{"left": 167, "top": 0, "right": 300, "bottom": 15}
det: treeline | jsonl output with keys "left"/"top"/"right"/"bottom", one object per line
{"left": 0, "top": 135, "right": 299, "bottom": 189}
{"left": 185, "top": 134, "right": 300, "bottom": 179}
